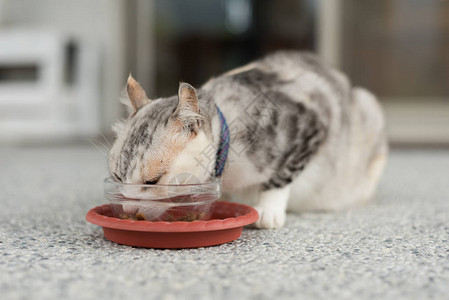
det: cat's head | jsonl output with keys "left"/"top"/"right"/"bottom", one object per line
{"left": 109, "top": 75, "right": 216, "bottom": 185}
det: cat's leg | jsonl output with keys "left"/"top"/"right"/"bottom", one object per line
{"left": 351, "top": 88, "right": 388, "bottom": 203}
{"left": 254, "top": 184, "right": 291, "bottom": 229}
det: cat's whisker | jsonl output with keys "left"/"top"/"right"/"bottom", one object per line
{"left": 96, "top": 129, "right": 112, "bottom": 149}
{"left": 87, "top": 139, "right": 109, "bottom": 158}
{"left": 95, "top": 139, "right": 111, "bottom": 154}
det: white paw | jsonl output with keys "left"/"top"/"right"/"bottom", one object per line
{"left": 254, "top": 206, "right": 286, "bottom": 229}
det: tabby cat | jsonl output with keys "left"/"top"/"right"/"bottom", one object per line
{"left": 109, "top": 51, "right": 387, "bottom": 229}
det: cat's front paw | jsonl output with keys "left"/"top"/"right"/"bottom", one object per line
{"left": 254, "top": 206, "right": 286, "bottom": 229}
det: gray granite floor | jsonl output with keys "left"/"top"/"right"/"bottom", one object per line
{"left": 0, "top": 145, "right": 448, "bottom": 300}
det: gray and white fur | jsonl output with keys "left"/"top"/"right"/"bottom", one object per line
{"left": 109, "top": 51, "right": 388, "bottom": 229}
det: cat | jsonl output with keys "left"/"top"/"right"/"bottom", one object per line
{"left": 108, "top": 51, "right": 388, "bottom": 229}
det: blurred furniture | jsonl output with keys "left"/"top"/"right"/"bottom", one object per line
{"left": 339, "top": 0, "right": 449, "bottom": 145}
{"left": 0, "top": 29, "right": 100, "bottom": 143}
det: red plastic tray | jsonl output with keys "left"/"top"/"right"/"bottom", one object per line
{"left": 86, "top": 201, "right": 259, "bottom": 249}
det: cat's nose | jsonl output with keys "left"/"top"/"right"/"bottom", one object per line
{"left": 145, "top": 180, "right": 159, "bottom": 185}
{"left": 142, "top": 180, "right": 157, "bottom": 192}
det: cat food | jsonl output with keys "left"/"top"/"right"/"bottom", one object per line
{"left": 119, "top": 212, "right": 147, "bottom": 221}
{"left": 119, "top": 210, "right": 207, "bottom": 222}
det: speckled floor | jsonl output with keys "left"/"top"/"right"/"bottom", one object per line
{"left": 1, "top": 146, "right": 448, "bottom": 300}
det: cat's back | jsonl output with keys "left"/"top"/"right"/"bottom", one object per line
{"left": 202, "top": 51, "right": 350, "bottom": 108}
{"left": 256, "top": 50, "right": 323, "bottom": 74}
{"left": 224, "top": 50, "right": 328, "bottom": 75}
{"left": 258, "top": 50, "right": 351, "bottom": 94}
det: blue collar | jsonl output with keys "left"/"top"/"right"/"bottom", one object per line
{"left": 214, "top": 105, "right": 230, "bottom": 177}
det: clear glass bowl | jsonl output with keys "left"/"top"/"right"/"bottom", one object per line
{"left": 104, "top": 178, "right": 221, "bottom": 222}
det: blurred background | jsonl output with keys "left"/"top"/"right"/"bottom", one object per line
{"left": 0, "top": 0, "right": 448, "bottom": 146}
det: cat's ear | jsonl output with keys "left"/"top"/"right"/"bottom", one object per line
{"left": 126, "top": 74, "right": 150, "bottom": 112}
{"left": 174, "top": 82, "right": 201, "bottom": 124}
